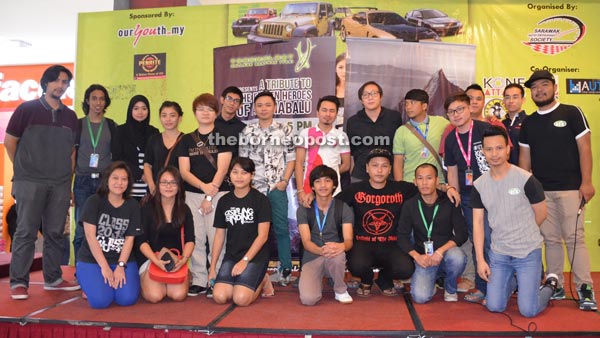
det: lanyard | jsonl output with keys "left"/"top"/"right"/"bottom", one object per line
{"left": 314, "top": 201, "right": 333, "bottom": 238}
{"left": 418, "top": 199, "right": 439, "bottom": 240}
{"left": 410, "top": 117, "right": 429, "bottom": 139}
{"left": 455, "top": 120, "right": 473, "bottom": 168}
{"left": 86, "top": 117, "right": 105, "bottom": 152}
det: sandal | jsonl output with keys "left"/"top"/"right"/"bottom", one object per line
{"left": 356, "top": 284, "right": 372, "bottom": 297}
{"left": 381, "top": 288, "right": 398, "bottom": 297}
{"left": 464, "top": 290, "right": 486, "bottom": 304}
{"left": 346, "top": 279, "right": 360, "bottom": 289}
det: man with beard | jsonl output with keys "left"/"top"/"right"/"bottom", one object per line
{"left": 519, "top": 70, "right": 596, "bottom": 311}
{"left": 5, "top": 65, "right": 81, "bottom": 300}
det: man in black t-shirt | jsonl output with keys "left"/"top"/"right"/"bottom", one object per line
{"left": 339, "top": 148, "right": 416, "bottom": 297}
{"left": 519, "top": 70, "right": 596, "bottom": 311}
{"left": 215, "top": 86, "right": 246, "bottom": 160}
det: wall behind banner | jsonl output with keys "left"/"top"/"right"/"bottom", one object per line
{"left": 75, "top": 0, "right": 600, "bottom": 270}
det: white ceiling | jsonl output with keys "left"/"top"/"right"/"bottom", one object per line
{"left": 0, "top": 0, "right": 114, "bottom": 66}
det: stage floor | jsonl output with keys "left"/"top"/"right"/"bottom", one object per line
{"left": 0, "top": 266, "right": 599, "bottom": 337}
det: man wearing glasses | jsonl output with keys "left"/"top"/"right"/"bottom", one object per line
{"left": 346, "top": 81, "right": 401, "bottom": 182}
{"left": 216, "top": 86, "right": 246, "bottom": 159}
{"left": 443, "top": 93, "right": 492, "bottom": 304}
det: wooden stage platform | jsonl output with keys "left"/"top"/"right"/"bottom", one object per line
{"left": 0, "top": 266, "right": 599, "bottom": 337}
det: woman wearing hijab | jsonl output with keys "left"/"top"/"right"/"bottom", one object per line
{"left": 113, "top": 95, "right": 159, "bottom": 200}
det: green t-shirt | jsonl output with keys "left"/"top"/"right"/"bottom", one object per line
{"left": 392, "top": 115, "right": 449, "bottom": 183}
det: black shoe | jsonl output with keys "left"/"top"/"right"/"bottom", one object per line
{"left": 435, "top": 277, "right": 445, "bottom": 290}
{"left": 578, "top": 283, "right": 597, "bottom": 311}
{"left": 188, "top": 285, "right": 207, "bottom": 296}
{"left": 206, "top": 286, "right": 213, "bottom": 298}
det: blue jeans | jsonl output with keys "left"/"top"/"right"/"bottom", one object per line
{"left": 461, "top": 191, "right": 491, "bottom": 295}
{"left": 268, "top": 189, "right": 291, "bottom": 271}
{"left": 73, "top": 174, "right": 102, "bottom": 259}
{"left": 486, "top": 248, "right": 553, "bottom": 318}
{"left": 410, "top": 247, "right": 466, "bottom": 304}
{"left": 76, "top": 261, "right": 140, "bottom": 309}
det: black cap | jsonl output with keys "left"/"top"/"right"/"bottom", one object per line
{"left": 366, "top": 148, "right": 393, "bottom": 163}
{"left": 404, "top": 89, "right": 429, "bottom": 103}
{"left": 524, "top": 70, "right": 555, "bottom": 88}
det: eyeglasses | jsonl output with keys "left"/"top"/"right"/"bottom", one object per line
{"left": 447, "top": 105, "right": 467, "bottom": 116}
{"left": 159, "top": 181, "right": 177, "bottom": 187}
{"left": 361, "top": 91, "right": 380, "bottom": 99}
{"left": 225, "top": 95, "right": 241, "bottom": 104}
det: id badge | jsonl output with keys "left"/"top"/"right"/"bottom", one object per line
{"left": 420, "top": 147, "right": 429, "bottom": 159}
{"left": 424, "top": 240, "right": 434, "bottom": 256}
{"left": 465, "top": 169, "right": 473, "bottom": 186}
{"left": 89, "top": 153, "right": 99, "bottom": 168}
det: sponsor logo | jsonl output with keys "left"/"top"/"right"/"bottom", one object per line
{"left": 554, "top": 120, "right": 567, "bottom": 128}
{"left": 294, "top": 39, "right": 316, "bottom": 73}
{"left": 523, "top": 15, "right": 586, "bottom": 55}
{"left": 134, "top": 53, "right": 166, "bottom": 80}
{"left": 567, "top": 79, "right": 600, "bottom": 94}
{"left": 508, "top": 188, "right": 521, "bottom": 195}
{"left": 117, "top": 23, "right": 185, "bottom": 48}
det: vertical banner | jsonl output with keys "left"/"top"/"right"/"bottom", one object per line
{"left": 344, "top": 38, "right": 475, "bottom": 124}
{"left": 214, "top": 36, "right": 336, "bottom": 258}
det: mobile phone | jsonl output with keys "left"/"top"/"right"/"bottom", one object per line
{"left": 161, "top": 252, "right": 175, "bottom": 271}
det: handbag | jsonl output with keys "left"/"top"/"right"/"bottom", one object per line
{"left": 148, "top": 227, "right": 188, "bottom": 284}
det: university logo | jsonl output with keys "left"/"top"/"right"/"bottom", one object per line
{"left": 567, "top": 79, "right": 600, "bottom": 94}
{"left": 294, "top": 39, "right": 316, "bottom": 73}
{"left": 523, "top": 15, "right": 586, "bottom": 55}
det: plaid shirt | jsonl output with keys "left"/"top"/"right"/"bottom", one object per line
{"left": 239, "top": 120, "right": 295, "bottom": 194}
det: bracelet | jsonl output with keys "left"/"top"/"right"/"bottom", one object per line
{"left": 281, "top": 177, "right": 289, "bottom": 183}
{"left": 446, "top": 185, "right": 456, "bottom": 191}
{"left": 434, "top": 251, "right": 444, "bottom": 258}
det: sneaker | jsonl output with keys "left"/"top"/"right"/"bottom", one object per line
{"left": 335, "top": 291, "right": 353, "bottom": 304}
{"left": 11, "top": 286, "right": 29, "bottom": 300}
{"left": 577, "top": 284, "right": 597, "bottom": 311}
{"left": 550, "top": 286, "right": 566, "bottom": 300}
{"left": 444, "top": 290, "right": 458, "bottom": 302}
{"left": 44, "top": 280, "right": 81, "bottom": 291}
{"left": 393, "top": 279, "right": 405, "bottom": 291}
{"left": 187, "top": 285, "right": 207, "bottom": 296}
{"left": 206, "top": 287, "right": 213, "bottom": 298}
{"left": 278, "top": 268, "right": 292, "bottom": 287}
{"left": 435, "top": 277, "right": 445, "bottom": 290}
{"left": 541, "top": 273, "right": 559, "bottom": 292}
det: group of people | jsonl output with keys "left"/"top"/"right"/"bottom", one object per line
{"left": 5, "top": 65, "right": 596, "bottom": 317}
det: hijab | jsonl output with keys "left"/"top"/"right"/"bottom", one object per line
{"left": 125, "top": 94, "right": 152, "bottom": 150}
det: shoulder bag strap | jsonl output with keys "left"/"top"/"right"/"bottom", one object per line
{"left": 405, "top": 122, "right": 444, "bottom": 169}
{"left": 163, "top": 132, "right": 184, "bottom": 168}
{"left": 191, "top": 131, "right": 218, "bottom": 170}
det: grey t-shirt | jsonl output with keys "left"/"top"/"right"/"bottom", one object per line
{"left": 296, "top": 200, "right": 353, "bottom": 264}
{"left": 471, "top": 165, "right": 545, "bottom": 258}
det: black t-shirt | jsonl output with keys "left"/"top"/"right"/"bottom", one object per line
{"left": 346, "top": 107, "right": 402, "bottom": 180}
{"left": 519, "top": 103, "right": 589, "bottom": 191}
{"left": 77, "top": 194, "right": 142, "bottom": 264}
{"left": 176, "top": 127, "right": 232, "bottom": 193}
{"left": 135, "top": 202, "right": 195, "bottom": 267}
{"left": 338, "top": 180, "right": 417, "bottom": 243}
{"left": 444, "top": 119, "right": 491, "bottom": 193}
{"left": 144, "top": 133, "right": 182, "bottom": 180}
{"left": 214, "top": 189, "right": 272, "bottom": 263}
{"left": 501, "top": 111, "right": 527, "bottom": 165}
{"left": 397, "top": 192, "right": 468, "bottom": 255}
{"left": 215, "top": 115, "right": 246, "bottom": 160}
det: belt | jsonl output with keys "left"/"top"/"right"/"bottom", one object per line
{"left": 91, "top": 173, "right": 100, "bottom": 179}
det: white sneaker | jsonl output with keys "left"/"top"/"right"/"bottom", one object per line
{"left": 335, "top": 291, "right": 353, "bottom": 304}
{"left": 444, "top": 290, "right": 458, "bottom": 302}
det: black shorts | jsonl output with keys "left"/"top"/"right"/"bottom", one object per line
{"left": 215, "top": 257, "right": 268, "bottom": 291}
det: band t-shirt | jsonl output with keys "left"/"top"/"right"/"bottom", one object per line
{"left": 213, "top": 189, "right": 271, "bottom": 263}
{"left": 339, "top": 180, "right": 417, "bottom": 243}
{"left": 77, "top": 194, "right": 142, "bottom": 264}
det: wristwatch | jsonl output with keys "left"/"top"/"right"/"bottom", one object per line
{"left": 118, "top": 261, "right": 127, "bottom": 268}
{"left": 243, "top": 256, "right": 249, "bottom": 262}
{"left": 206, "top": 195, "right": 213, "bottom": 202}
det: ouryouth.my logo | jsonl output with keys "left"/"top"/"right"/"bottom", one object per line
{"left": 523, "top": 15, "right": 586, "bottom": 55}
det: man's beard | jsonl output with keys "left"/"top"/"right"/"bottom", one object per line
{"left": 533, "top": 96, "right": 554, "bottom": 108}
